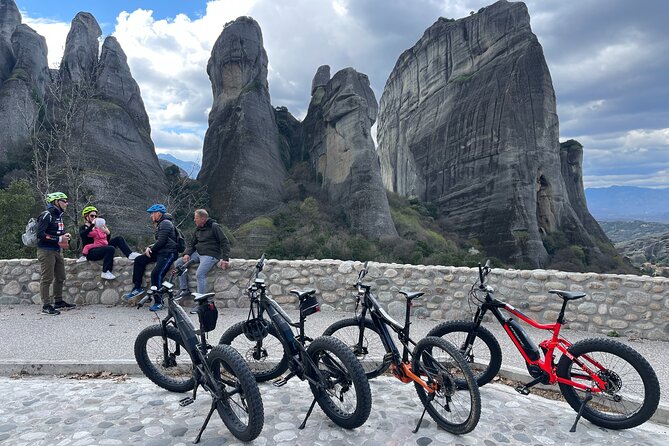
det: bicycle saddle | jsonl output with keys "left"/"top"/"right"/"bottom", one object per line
{"left": 193, "top": 292, "right": 215, "bottom": 303}
{"left": 548, "top": 290, "right": 586, "bottom": 301}
{"left": 290, "top": 289, "right": 316, "bottom": 299}
{"left": 399, "top": 290, "right": 424, "bottom": 300}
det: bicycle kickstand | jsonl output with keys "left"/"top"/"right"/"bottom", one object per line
{"left": 193, "top": 398, "right": 218, "bottom": 444}
{"left": 413, "top": 393, "right": 443, "bottom": 433}
{"left": 298, "top": 397, "right": 318, "bottom": 430}
{"left": 569, "top": 389, "right": 592, "bottom": 433}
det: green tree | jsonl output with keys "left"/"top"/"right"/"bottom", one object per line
{"left": 0, "top": 179, "right": 37, "bottom": 259}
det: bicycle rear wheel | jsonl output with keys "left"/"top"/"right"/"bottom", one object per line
{"left": 208, "top": 345, "right": 264, "bottom": 442}
{"left": 307, "top": 336, "right": 372, "bottom": 429}
{"left": 412, "top": 336, "right": 481, "bottom": 435}
{"left": 134, "top": 325, "right": 194, "bottom": 392}
{"left": 219, "top": 320, "right": 290, "bottom": 382}
{"left": 427, "top": 320, "right": 502, "bottom": 386}
{"left": 557, "top": 338, "right": 660, "bottom": 429}
{"left": 322, "top": 317, "right": 390, "bottom": 379}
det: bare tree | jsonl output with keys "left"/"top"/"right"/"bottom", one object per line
{"left": 163, "top": 164, "right": 209, "bottom": 228}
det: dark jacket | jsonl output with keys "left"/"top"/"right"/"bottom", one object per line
{"left": 185, "top": 218, "right": 230, "bottom": 260}
{"left": 151, "top": 213, "right": 178, "bottom": 255}
{"left": 36, "top": 205, "right": 66, "bottom": 251}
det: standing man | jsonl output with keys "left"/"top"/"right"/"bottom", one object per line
{"left": 36, "top": 192, "right": 76, "bottom": 315}
{"left": 174, "top": 209, "right": 230, "bottom": 312}
{"left": 123, "top": 204, "right": 179, "bottom": 311}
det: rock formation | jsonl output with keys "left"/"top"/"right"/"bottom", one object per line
{"left": 377, "top": 1, "right": 609, "bottom": 266}
{"left": 301, "top": 65, "right": 397, "bottom": 238}
{"left": 198, "top": 17, "right": 287, "bottom": 228}
{"left": 0, "top": 0, "right": 20, "bottom": 84}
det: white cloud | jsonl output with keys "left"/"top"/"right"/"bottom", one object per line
{"left": 21, "top": 17, "right": 70, "bottom": 68}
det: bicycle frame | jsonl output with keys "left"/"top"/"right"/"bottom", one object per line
{"left": 471, "top": 266, "right": 610, "bottom": 394}
{"left": 354, "top": 284, "right": 437, "bottom": 394}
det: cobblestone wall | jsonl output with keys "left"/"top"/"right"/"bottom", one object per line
{"left": 2, "top": 257, "right": 669, "bottom": 341}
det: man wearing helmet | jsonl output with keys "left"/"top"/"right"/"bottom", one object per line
{"left": 78, "top": 206, "right": 141, "bottom": 280}
{"left": 123, "top": 204, "right": 179, "bottom": 311}
{"left": 36, "top": 192, "right": 76, "bottom": 315}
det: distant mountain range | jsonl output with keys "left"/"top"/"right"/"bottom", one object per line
{"left": 157, "top": 154, "right": 201, "bottom": 179}
{"left": 585, "top": 186, "right": 669, "bottom": 223}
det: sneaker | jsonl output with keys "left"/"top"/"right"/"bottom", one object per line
{"left": 101, "top": 271, "right": 117, "bottom": 280}
{"left": 178, "top": 290, "right": 192, "bottom": 298}
{"left": 76, "top": 256, "right": 87, "bottom": 263}
{"left": 128, "top": 252, "right": 141, "bottom": 260}
{"left": 54, "top": 301, "right": 76, "bottom": 310}
{"left": 124, "top": 288, "right": 145, "bottom": 300}
{"left": 149, "top": 303, "right": 164, "bottom": 311}
{"left": 41, "top": 305, "right": 60, "bottom": 315}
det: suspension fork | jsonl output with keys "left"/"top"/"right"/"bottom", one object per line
{"left": 355, "top": 306, "right": 370, "bottom": 353}
{"left": 462, "top": 306, "right": 487, "bottom": 353}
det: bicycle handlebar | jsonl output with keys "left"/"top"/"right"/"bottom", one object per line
{"left": 478, "top": 260, "right": 492, "bottom": 287}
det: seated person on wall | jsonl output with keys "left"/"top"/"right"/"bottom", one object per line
{"left": 174, "top": 208, "right": 230, "bottom": 313}
{"left": 78, "top": 206, "right": 141, "bottom": 280}
{"left": 123, "top": 204, "right": 179, "bottom": 311}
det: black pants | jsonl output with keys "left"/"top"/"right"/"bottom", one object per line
{"left": 132, "top": 251, "right": 177, "bottom": 303}
{"left": 86, "top": 236, "right": 132, "bottom": 272}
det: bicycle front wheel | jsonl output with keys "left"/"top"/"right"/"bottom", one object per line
{"left": 557, "top": 338, "right": 660, "bottom": 429}
{"left": 322, "top": 317, "right": 390, "bottom": 379}
{"left": 412, "top": 336, "right": 481, "bottom": 435}
{"left": 427, "top": 320, "right": 502, "bottom": 386}
{"left": 134, "top": 325, "right": 194, "bottom": 393}
{"left": 307, "top": 336, "right": 372, "bottom": 429}
{"left": 208, "top": 345, "right": 265, "bottom": 442}
{"left": 219, "top": 320, "right": 290, "bottom": 382}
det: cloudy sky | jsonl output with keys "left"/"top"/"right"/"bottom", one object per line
{"left": 14, "top": 0, "right": 669, "bottom": 189}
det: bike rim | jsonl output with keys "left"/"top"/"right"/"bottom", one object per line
{"left": 145, "top": 334, "right": 192, "bottom": 382}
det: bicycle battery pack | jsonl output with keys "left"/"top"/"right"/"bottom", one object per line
{"left": 506, "top": 318, "right": 541, "bottom": 361}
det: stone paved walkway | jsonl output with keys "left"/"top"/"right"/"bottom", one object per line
{"left": 0, "top": 376, "right": 666, "bottom": 446}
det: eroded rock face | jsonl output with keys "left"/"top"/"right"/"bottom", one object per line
{"left": 377, "top": 1, "right": 607, "bottom": 265}
{"left": 0, "top": 0, "right": 20, "bottom": 84}
{"left": 198, "top": 17, "right": 286, "bottom": 227}
{"left": 301, "top": 66, "right": 397, "bottom": 238}
{"left": 59, "top": 12, "right": 101, "bottom": 85}
{"left": 0, "top": 24, "right": 48, "bottom": 165}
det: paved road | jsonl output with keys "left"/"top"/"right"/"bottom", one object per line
{"left": 0, "top": 375, "right": 667, "bottom": 446}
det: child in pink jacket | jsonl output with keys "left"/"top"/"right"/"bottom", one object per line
{"left": 82, "top": 222, "right": 109, "bottom": 256}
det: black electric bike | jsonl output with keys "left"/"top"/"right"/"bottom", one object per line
{"left": 133, "top": 262, "right": 264, "bottom": 442}
{"left": 322, "top": 262, "right": 481, "bottom": 435}
{"left": 219, "top": 255, "right": 372, "bottom": 430}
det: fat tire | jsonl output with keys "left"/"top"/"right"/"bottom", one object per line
{"left": 219, "top": 320, "right": 290, "bottom": 382}
{"left": 207, "top": 345, "right": 265, "bottom": 442}
{"left": 322, "top": 317, "right": 390, "bottom": 379}
{"left": 557, "top": 338, "right": 660, "bottom": 430}
{"left": 412, "top": 336, "right": 481, "bottom": 435}
{"left": 134, "top": 324, "right": 195, "bottom": 393}
{"left": 427, "top": 320, "right": 502, "bottom": 386}
{"left": 307, "top": 336, "right": 372, "bottom": 429}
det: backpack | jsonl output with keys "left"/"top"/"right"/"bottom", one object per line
{"left": 22, "top": 211, "right": 50, "bottom": 247}
{"left": 174, "top": 226, "right": 186, "bottom": 253}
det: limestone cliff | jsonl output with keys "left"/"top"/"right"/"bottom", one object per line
{"left": 198, "top": 17, "right": 287, "bottom": 228}
{"left": 377, "top": 1, "right": 609, "bottom": 266}
{"left": 301, "top": 66, "right": 397, "bottom": 238}
{"left": 0, "top": 0, "right": 19, "bottom": 84}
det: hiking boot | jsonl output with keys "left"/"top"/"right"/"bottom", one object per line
{"left": 41, "top": 305, "right": 61, "bottom": 315}
{"left": 101, "top": 271, "right": 117, "bottom": 280}
{"left": 149, "top": 302, "right": 164, "bottom": 311}
{"left": 128, "top": 252, "right": 141, "bottom": 260}
{"left": 54, "top": 300, "right": 76, "bottom": 310}
{"left": 124, "top": 288, "right": 145, "bottom": 300}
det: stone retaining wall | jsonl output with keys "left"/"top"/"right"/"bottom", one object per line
{"left": 2, "top": 257, "right": 669, "bottom": 341}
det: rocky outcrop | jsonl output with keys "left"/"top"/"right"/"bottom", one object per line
{"left": 0, "top": 23, "right": 48, "bottom": 166}
{"left": 301, "top": 66, "right": 397, "bottom": 238}
{"left": 198, "top": 17, "right": 287, "bottom": 228}
{"left": 377, "top": 1, "right": 608, "bottom": 266}
{"left": 59, "top": 12, "right": 100, "bottom": 85}
{"left": 0, "top": 0, "right": 20, "bottom": 84}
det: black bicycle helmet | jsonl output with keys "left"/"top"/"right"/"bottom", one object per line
{"left": 243, "top": 318, "right": 270, "bottom": 341}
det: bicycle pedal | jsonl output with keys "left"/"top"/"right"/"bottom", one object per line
{"left": 514, "top": 385, "right": 530, "bottom": 395}
{"left": 273, "top": 377, "right": 288, "bottom": 387}
{"left": 179, "top": 397, "right": 195, "bottom": 406}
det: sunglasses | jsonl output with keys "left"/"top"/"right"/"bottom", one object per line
{"left": 59, "top": 199, "right": 68, "bottom": 203}
{"left": 89, "top": 214, "right": 97, "bottom": 218}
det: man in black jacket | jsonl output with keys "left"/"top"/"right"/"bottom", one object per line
{"left": 36, "top": 192, "right": 76, "bottom": 315}
{"left": 123, "top": 204, "right": 178, "bottom": 311}
{"left": 174, "top": 209, "right": 230, "bottom": 311}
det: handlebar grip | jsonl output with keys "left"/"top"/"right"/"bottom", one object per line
{"left": 478, "top": 262, "right": 485, "bottom": 284}
{"left": 136, "top": 294, "right": 152, "bottom": 309}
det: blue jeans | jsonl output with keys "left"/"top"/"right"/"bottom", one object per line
{"left": 175, "top": 251, "right": 218, "bottom": 293}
